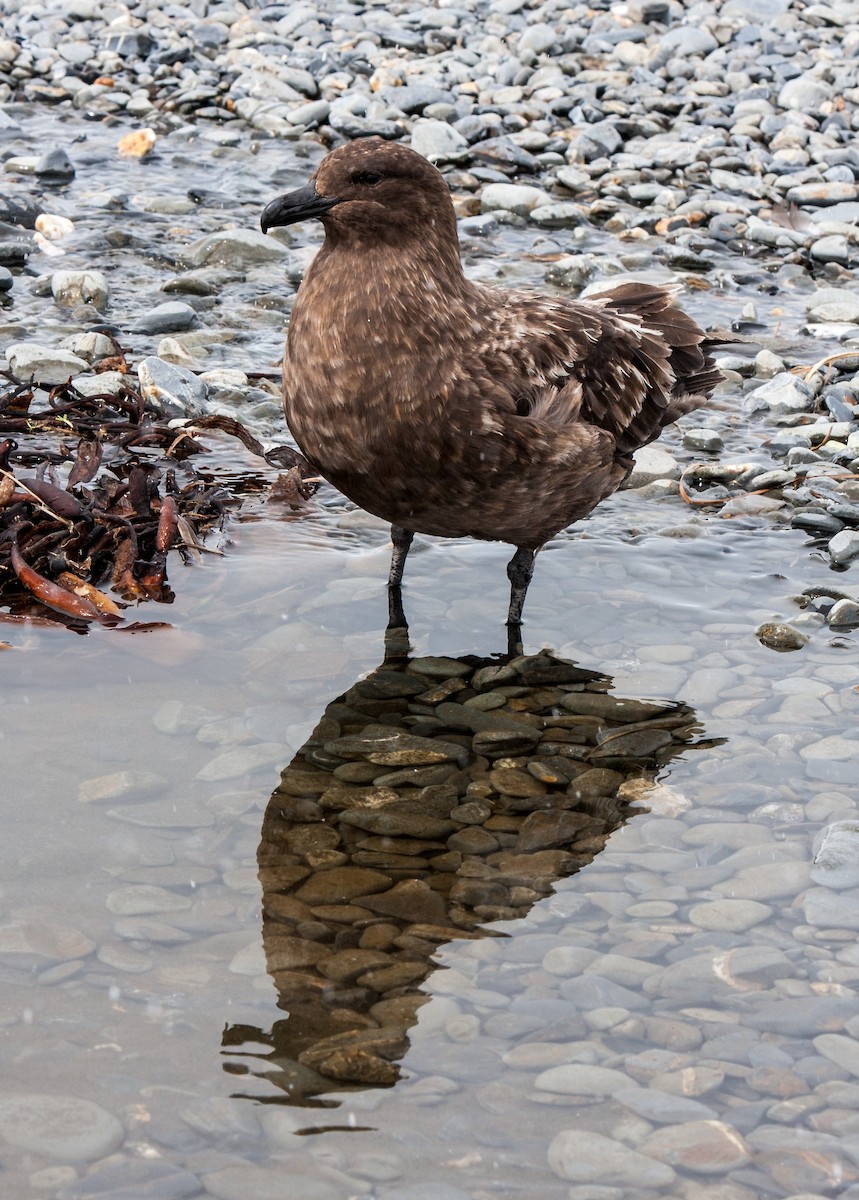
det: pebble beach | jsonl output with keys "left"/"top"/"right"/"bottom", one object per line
{"left": 2, "top": 1, "right": 859, "bottom": 1198}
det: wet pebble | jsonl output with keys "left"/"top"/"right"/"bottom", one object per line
{"left": 548, "top": 1129, "right": 675, "bottom": 1187}
{"left": 0, "top": 1094, "right": 124, "bottom": 1161}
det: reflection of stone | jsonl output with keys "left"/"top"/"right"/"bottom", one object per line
{"left": 225, "top": 645, "right": 707, "bottom": 1104}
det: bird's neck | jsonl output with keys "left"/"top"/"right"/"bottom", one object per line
{"left": 305, "top": 233, "right": 471, "bottom": 336}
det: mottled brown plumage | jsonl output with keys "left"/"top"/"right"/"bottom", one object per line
{"left": 261, "top": 139, "right": 721, "bottom": 626}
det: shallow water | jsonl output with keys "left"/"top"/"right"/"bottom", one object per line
{"left": 2, "top": 108, "right": 859, "bottom": 1199}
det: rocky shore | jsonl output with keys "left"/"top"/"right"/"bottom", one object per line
{"left": 1, "top": 0, "right": 858, "bottom": 626}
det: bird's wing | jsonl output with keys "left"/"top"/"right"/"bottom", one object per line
{"left": 470, "top": 282, "right": 720, "bottom": 454}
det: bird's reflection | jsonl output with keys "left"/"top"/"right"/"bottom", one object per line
{"left": 223, "top": 614, "right": 710, "bottom": 1107}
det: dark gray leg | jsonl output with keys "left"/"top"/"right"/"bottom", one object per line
{"left": 385, "top": 584, "right": 411, "bottom": 661}
{"left": 388, "top": 525, "right": 414, "bottom": 588}
{"left": 506, "top": 546, "right": 536, "bottom": 628}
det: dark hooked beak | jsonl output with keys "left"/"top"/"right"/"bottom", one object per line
{"left": 260, "top": 182, "right": 341, "bottom": 233}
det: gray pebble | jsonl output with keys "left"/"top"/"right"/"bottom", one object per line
{"left": 0, "top": 1094, "right": 124, "bottom": 1161}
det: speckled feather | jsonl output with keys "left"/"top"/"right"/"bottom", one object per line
{"left": 281, "top": 140, "right": 721, "bottom": 551}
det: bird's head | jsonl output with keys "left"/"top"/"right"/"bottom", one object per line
{"left": 260, "top": 138, "right": 459, "bottom": 251}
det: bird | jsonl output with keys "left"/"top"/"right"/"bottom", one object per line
{"left": 261, "top": 138, "right": 722, "bottom": 631}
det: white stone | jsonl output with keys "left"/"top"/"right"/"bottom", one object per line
{"left": 5, "top": 343, "right": 90, "bottom": 385}
{"left": 806, "top": 287, "right": 859, "bottom": 324}
{"left": 480, "top": 182, "right": 553, "bottom": 216}
{"left": 830, "top": 530, "right": 859, "bottom": 565}
{"left": 51, "top": 269, "right": 109, "bottom": 309}
{"left": 625, "top": 445, "right": 680, "bottom": 487}
{"left": 410, "top": 118, "right": 470, "bottom": 163}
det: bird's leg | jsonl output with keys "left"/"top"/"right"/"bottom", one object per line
{"left": 506, "top": 546, "right": 536, "bottom": 630}
{"left": 385, "top": 584, "right": 412, "bottom": 661}
{"left": 388, "top": 525, "right": 414, "bottom": 588}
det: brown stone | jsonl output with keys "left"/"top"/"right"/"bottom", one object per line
{"left": 319, "top": 948, "right": 394, "bottom": 983}
{"left": 352, "top": 850, "right": 431, "bottom": 870}
{"left": 355, "top": 835, "right": 444, "bottom": 855}
{"left": 489, "top": 766, "right": 548, "bottom": 798}
{"left": 263, "top": 894, "right": 312, "bottom": 923}
{"left": 294, "top": 866, "right": 392, "bottom": 905}
{"left": 447, "top": 827, "right": 499, "bottom": 855}
{"left": 491, "top": 849, "right": 572, "bottom": 880}
{"left": 277, "top": 768, "right": 332, "bottom": 797}
{"left": 313, "top": 1048, "right": 401, "bottom": 1085}
{"left": 567, "top": 768, "right": 625, "bottom": 797}
{"left": 359, "top": 923, "right": 400, "bottom": 950}
{"left": 309, "top": 904, "right": 374, "bottom": 924}
{"left": 560, "top": 693, "right": 673, "bottom": 720}
{"left": 298, "top": 1026, "right": 408, "bottom": 1073}
{"left": 263, "top": 935, "right": 332, "bottom": 972}
{"left": 449, "top": 878, "right": 510, "bottom": 908}
{"left": 516, "top": 810, "right": 592, "bottom": 852}
{"left": 258, "top": 865, "right": 310, "bottom": 893}
{"left": 370, "top": 994, "right": 430, "bottom": 1028}
{"left": 332, "top": 761, "right": 379, "bottom": 783}
{"left": 319, "top": 784, "right": 400, "bottom": 812}
{"left": 358, "top": 961, "right": 430, "bottom": 991}
{"left": 356, "top": 879, "right": 449, "bottom": 924}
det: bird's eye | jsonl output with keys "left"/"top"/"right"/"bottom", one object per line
{"left": 352, "top": 171, "right": 383, "bottom": 186}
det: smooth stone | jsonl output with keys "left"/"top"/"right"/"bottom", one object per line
{"left": 625, "top": 445, "right": 680, "bottom": 486}
{"left": 105, "top": 885, "right": 192, "bottom": 916}
{"left": 803, "top": 889, "right": 859, "bottom": 931}
{"left": 35, "top": 147, "right": 75, "bottom": 180}
{"left": 203, "top": 1164, "right": 339, "bottom": 1200}
{"left": 713, "top": 861, "right": 810, "bottom": 900}
{"left": 640, "top": 1120, "right": 751, "bottom": 1174}
{"left": 410, "top": 119, "right": 470, "bottom": 163}
{"left": 778, "top": 77, "right": 833, "bottom": 114}
{"left": 800, "top": 734, "right": 859, "bottom": 764}
{"left": 77, "top": 770, "right": 167, "bottom": 803}
{"left": 807, "top": 287, "right": 859, "bottom": 323}
{"left": 286, "top": 99, "right": 330, "bottom": 127}
{"left": 196, "top": 743, "right": 289, "bottom": 781}
{"left": 0, "top": 1094, "right": 124, "bottom": 1161}
{"left": 72, "top": 371, "right": 129, "bottom": 398}
{"left": 811, "top": 235, "right": 853, "bottom": 266}
{"left": 756, "top": 622, "right": 809, "bottom": 652}
{"left": 829, "top": 530, "right": 859, "bottom": 564}
{"left": 51, "top": 269, "right": 109, "bottom": 310}
{"left": 56, "top": 1159, "right": 201, "bottom": 1199}
{"left": 535, "top": 1063, "right": 632, "bottom": 1096}
{"left": 788, "top": 182, "right": 859, "bottom": 206}
{"left": 480, "top": 182, "right": 553, "bottom": 216}
{"left": 0, "top": 921, "right": 95, "bottom": 962}
{"left": 137, "top": 356, "right": 208, "bottom": 418}
{"left": 134, "top": 301, "right": 198, "bottom": 335}
{"left": 815, "top": 1034, "right": 859, "bottom": 1079}
{"left": 614, "top": 1087, "right": 717, "bottom": 1124}
{"left": 548, "top": 1130, "right": 675, "bottom": 1187}
{"left": 688, "top": 899, "right": 771, "bottom": 932}
{"left": 683, "top": 427, "right": 724, "bottom": 452}
{"left": 184, "top": 228, "right": 289, "bottom": 268}
{"left": 749, "top": 372, "right": 815, "bottom": 413}
{"left": 659, "top": 26, "right": 717, "bottom": 55}
{"left": 829, "top": 599, "right": 859, "bottom": 627}
{"left": 811, "top": 822, "right": 859, "bottom": 888}
{"left": 5, "top": 342, "right": 90, "bottom": 385}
